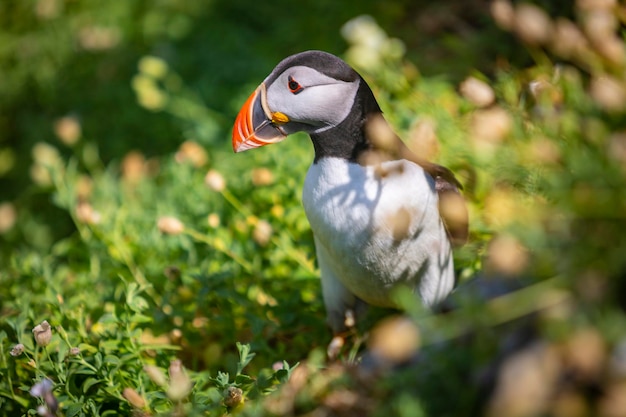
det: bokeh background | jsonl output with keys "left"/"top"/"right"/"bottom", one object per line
{"left": 1, "top": 0, "right": 626, "bottom": 416}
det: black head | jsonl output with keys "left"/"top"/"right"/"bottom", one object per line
{"left": 233, "top": 50, "right": 381, "bottom": 160}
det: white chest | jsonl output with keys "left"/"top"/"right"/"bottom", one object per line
{"left": 302, "top": 157, "right": 452, "bottom": 307}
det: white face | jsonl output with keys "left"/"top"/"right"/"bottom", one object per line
{"left": 265, "top": 66, "right": 360, "bottom": 134}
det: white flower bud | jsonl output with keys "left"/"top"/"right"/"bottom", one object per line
{"left": 252, "top": 220, "right": 273, "bottom": 246}
{"left": 207, "top": 213, "right": 220, "bottom": 228}
{"left": 552, "top": 18, "right": 589, "bottom": 59}
{"left": 76, "top": 202, "right": 101, "bottom": 225}
{"left": 204, "top": 170, "right": 226, "bottom": 192}
{"left": 470, "top": 107, "right": 513, "bottom": 154}
{"left": 491, "top": 0, "right": 515, "bottom": 30}
{"left": 144, "top": 365, "right": 168, "bottom": 387}
{"left": 486, "top": 234, "right": 529, "bottom": 275}
{"left": 223, "top": 386, "right": 244, "bottom": 408}
{"left": 369, "top": 316, "right": 421, "bottom": 364}
{"left": 513, "top": 3, "right": 553, "bottom": 45}
{"left": 460, "top": 76, "right": 495, "bottom": 107}
{"left": 54, "top": 116, "right": 81, "bottom": 146}
{"left": 175, "top": 141, "right": 208, "bottom": 167}
{"left": 122, "top": 387, "right": 146, "bottom": 409}
{"left": 32, "top": 320, "right": 52, "bottom": 347}
{"left": 0, "top": 203, "right": 17, "bottom": 234}
{"left": 166, "top": 359, "right": 192, "bottom": 401}
{"left": 157, "top": 216, "right": 184, "bottom": 235}
{"left": 590, "top": 76, "right": 626, "bottom": 112}
{"left": 10, "top": 343, "right": 25, "bottom": 356}
{"left": 251, "top": 167, "right": 274, "bottom": 186}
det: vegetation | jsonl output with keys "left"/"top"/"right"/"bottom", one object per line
{"left": 1, "top": 0, "right": 626, "bottom": 416}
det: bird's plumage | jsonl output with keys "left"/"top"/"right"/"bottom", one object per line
{"left": 232, "top": 50, "right": 467, "bottom": 335}
{"left": 303, "top": 157, "right": 455, "bottom": 332}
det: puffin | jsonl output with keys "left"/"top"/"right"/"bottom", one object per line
{"left": 232, "top": 50, "right": 468, "bottom": 354}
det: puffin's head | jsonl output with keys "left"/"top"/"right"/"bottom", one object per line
{"left": 232, "top": 51, "right": 369, "bottom": 152}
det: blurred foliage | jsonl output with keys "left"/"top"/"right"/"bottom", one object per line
{"left": 0, "top": 0, "right": 419, "bottom": 255}
{"left": 2, "top": 0, "right": 626, "bottom": 416}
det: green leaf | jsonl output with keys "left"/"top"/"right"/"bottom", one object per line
{"left": 77, "top": 343, "right": 98, "bottom": 354}
{"left": 103, "top": 354, "right": 120, "bottom": 366}
{"left": 94, "top": 353, "right": 103, "bottom": 369}
{"left": 128, "top": 296, "right": 149, "bottom": 314}
{"left": 128, "top": 313, "right": 153, "bottom": 324}
{"left": 72, "top": 368, "right": 98, "bottom": 376}
{"left": 99, "top": 340, "right": 121, "bottom": 352}
{"left": 82, "top": 378, "right": 101, "bottom": 393}
{"left": 273, "top": 369, "right": 290, "bottom": 384}
{"left": 98, "top": 314, "right": 118, "bottom": 324}
{"left": 234, "top": 374, "right": 255, "bottom": 386}
{"left": 235, "top": 342, "right": 255, "bottom": 375}
{"left": 211, "top": 371, "right": 230, "bottom": 390}
{"left": 64, "top": 402, "right": 84, "bottom": 417}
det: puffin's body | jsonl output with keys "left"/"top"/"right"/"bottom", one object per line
{"left": 303, "top": 158, "right": 454, "bottom": 331}
{"left": 232, "top": 51, "right": 467, "bottom": 337}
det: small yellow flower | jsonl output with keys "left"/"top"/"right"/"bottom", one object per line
{"left": 138, "top": 56, "right": 169, "bottom": 79}
{"left": 32, "top": 142, "right": 61, "bottom": 167}
{"left": 132, "top": 75, "right": 167, "bottom": 111}
{"left": 270, "top": 205, "right": 284, "bottom": 218}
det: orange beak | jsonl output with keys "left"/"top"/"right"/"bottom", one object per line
{"left": 232, "top": 84, "right": 289, "bottom": 153}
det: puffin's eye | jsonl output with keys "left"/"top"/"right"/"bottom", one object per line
{"left": 288, "top": 76, "right": 303, "bottom": 94}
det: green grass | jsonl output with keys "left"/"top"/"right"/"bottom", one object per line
{"left": 2, "top": 2, "right": 626, "bottom": 416}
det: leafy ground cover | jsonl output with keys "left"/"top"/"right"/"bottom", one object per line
{"left": 2, "top": 1, "right": 626, "bottom": 416}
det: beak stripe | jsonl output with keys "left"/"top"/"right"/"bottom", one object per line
{"left": 232, "top": 84, "right": 288, "bottom": 153}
